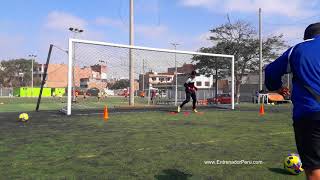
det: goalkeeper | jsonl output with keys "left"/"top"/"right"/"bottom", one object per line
{"left": 177, "top": 70, "right": 198, "bottom": 113}
{"left": 265, "top": 23, "right": 320, "bottom": 179}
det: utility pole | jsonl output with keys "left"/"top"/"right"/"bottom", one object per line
{"left": 32, "top": 58, "right": 33, "bottom": 96}
{"left": 129, "top": 0, "right": 135, "bottom": 105}
{"left": 171, "top": 43, "right": 180, "bottom": 106}
{"left": 142, "top": 59, "right": 145, "bottom": 92}
{"left": 29, "top": 54, "right": 37, "bottom": 97}
{"left": 259, "top": 8, "right": 263, "bottom": 91}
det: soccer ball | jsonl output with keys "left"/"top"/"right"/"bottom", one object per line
{"left": 19, "top": 113, "right": 29, "bottom": 122}
{"left": 283, "top": 153, "right": 304, "bottom": 175}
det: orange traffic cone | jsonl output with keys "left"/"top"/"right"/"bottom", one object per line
{"left": 104, "top": 105, "right": 109, "bottom": 121}
{"left": 259, "top": 104, "right": 265, "bottom": 116}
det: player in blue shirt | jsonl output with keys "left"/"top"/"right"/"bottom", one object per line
{"left": 265, "top": 23, "right": 320, "bottom": 179}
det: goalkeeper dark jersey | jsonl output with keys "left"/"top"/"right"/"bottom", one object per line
{"left": 184, "top": 77, "right": 196, "bottom": 92}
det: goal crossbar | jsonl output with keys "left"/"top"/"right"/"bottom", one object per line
{"left": 70, "top": 38, "right": 234, "bottom": 58}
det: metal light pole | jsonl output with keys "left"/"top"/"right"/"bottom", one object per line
{"left": 69, "top": 27, "right": 84, "bottom": 35}
{"left": 171, "top": 43, "right": 179, "bottom": 106}
{"left": 259, "top": 8, "right": 263, "bottom": 91}
{"left": 129, "top": 0, "right": 135, "bottom": 106}
{"left": 29, "top": 54, "right": 37, "bottom": 97}
{"left": 142, "top": 59, "right": 145, "bottom": 92}
{"left": 68, "top": 27, "right": 84, "bottom": 102}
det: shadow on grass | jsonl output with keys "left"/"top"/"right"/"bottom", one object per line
{"left": 154, "top": 169, "right": 192, "bottom": 180}
{"left": 268, "top": 167, "right": 292, "bottom": 175}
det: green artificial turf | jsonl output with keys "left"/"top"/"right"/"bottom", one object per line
{"left": 0, "top": 104, "right": 305, "bottom": 179}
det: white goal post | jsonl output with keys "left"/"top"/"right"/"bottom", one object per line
{"left": 67, "top": 38, "right": 235, "bottom": 115}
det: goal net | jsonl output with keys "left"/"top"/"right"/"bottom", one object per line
{"left": 63, "top": 39, "right": 234, "bottom": 115}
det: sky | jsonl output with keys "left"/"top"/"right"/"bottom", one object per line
{"left": 0, "top": 0, "right": 320, "bottom": 63}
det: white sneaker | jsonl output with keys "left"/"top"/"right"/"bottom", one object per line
{"left": 193, "top": 109, "right": 198, "bottom": 113}
{"left": 177, "top": 106, "right": 181, "bottom": 113}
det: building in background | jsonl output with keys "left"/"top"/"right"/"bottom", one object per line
{"left": 238, "top": 73, "right": 266, "bottom": 102}
{"left": 79, "top": 64, "right": 108, "bottom": 89}
{"left": 138, "top": 63, "right": 233, "bottom": 101}
{"left": 177, "top": 73, "right": 214, "bottom": 90}
{"left": 168, "top": 63, "right": 194, "bottom": 74}
{"left": 139, "top": 72, "right": 174, "bottom": 90}
{"left": 35, "top": 64, "right": 108, "bottom": 89}
{"left": 169, "top": 63, "right": 215, "bottom": 89}
{"left": 139, "top": 63, "right": 221, "bottom": 91}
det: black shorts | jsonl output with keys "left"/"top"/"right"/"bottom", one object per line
{"left": 294, "top": 112, "right": 320, "bottom": 170}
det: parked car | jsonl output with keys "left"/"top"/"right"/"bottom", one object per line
{"left": 118, "top": 89, "right": 129, "bottom": 97}
{"left": 104, "top": 89, "right": 115, "bottom": 96}
{"left": 207, "top": 93, "right": 232, "bottom": 104}
{"left": 86, "top": 88, "right": 100, "bottom": 96}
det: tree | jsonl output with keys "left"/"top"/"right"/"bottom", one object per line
{"left": 110, "top": 79, "right": 130, "bottom": 90}
{"left": 0, "top": 59, "right": 38, "bottom": 87}
{"left": 193, "top": 44, "right": 230, "bottom": 99}
{"left": 0, "top": 68, "right": 5, "bottom": 87}
{"left": 195, "top": 20, "right": 288, "bottom": 103}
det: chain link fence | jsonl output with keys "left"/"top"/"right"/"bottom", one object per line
{"left": 0, "top": 88, "right": 13, "bottom": 97}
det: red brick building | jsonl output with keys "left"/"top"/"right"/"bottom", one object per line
{"left": 36, "top": 64, "right": 108, "bottom": 89}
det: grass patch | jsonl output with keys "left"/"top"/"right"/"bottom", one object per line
{"left": 0, "top": 104, "right": 305, "bottom": 179}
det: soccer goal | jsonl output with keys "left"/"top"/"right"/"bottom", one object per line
{"left": 65, "top": 38, "right": 235, "bottom": 115}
